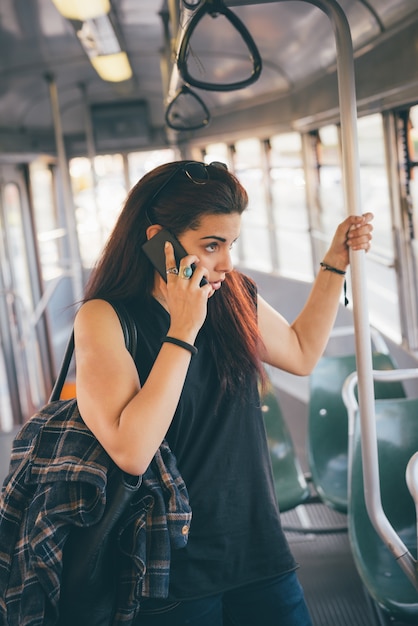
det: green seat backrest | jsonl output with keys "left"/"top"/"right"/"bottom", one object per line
{"left": 308, "top": 353, "right": 405, "bottom": 513}
{"left": 262, "top": 381, "right": 310, "bottom": 512}
{"left": 349, "top": 397, "right": 418, "bottom": 621}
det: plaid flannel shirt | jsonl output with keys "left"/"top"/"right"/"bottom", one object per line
{"left": 0, "top": 399, "right": 191, "bottom": 625}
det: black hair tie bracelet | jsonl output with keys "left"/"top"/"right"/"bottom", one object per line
{"left": 162, "top": 336, "right": 198, "bottom": 356}
{"left": 320, "top": 262, "right": 349, "bottom": 307}
{"left": 319, "top": 262, "right": 346, "bottom": 276}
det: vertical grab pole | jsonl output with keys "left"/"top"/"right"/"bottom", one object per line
{"left": 299, "top": 0, "right": 415, "bottom": 585}
{"left": 45, "top": 74, "right": 84, "bottom": 304}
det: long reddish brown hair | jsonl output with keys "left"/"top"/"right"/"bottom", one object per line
{"left": 84, "top": 161, "right": 265, "bottom": 396}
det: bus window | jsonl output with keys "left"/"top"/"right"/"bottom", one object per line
{"left": 357, "top": 113, "right": 400, "bottom": 341}
{"left": 316, "top": 124, "right": 345, "bottom": 232}
{"left": 234, "top": 138, "right": 271, "bottom": 272}
{"left": 309, "top": 125, "right": 345, "bottom": 280}
{"left": 30, "top": 159, "right": 76, "bottom": 393}
{"left": 0, "top": 348, "right": 13, "bottom": 431}
{"left": 204, "top": 143, "right": 230, "bottom": 167}
{"left": 270, "top": 132, "right": 311, "bottom": 279}
{"left": 94, "top": 154, "right": 126, "bottom": 237}
{"left": 409, "top": 105, "right": 418, "bottom": 233}
{"left": 71, "top": 150, "right": 177, "bottom": 270}
{"left": 69, "top": 157, "right": 104, "bottom": 269}
{"left": 128, "top": 149, "right": 177, "bottom": 188}
{"left": 203, "top": 143, "right": 237, "bottom": 262}
{"left": 1, "top": 179, "right": 47, "bottom": 415}
{"left": 30, "top": 161, "right": 63, "bottom": 281}
{"left": 358, "top": 114, "right": 393, "bottom": 254}
{"left": 70, "top": 154, "right": 126, "bottom": 269}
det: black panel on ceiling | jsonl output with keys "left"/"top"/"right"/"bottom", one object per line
{"left": 91, "top": 101, "right": 150, "bottom": 151}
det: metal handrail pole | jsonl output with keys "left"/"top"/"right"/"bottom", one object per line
{"left": 304, "top": 0, "right": 417, "bottom": 588}
{"left": 45, "top": 74, "right": 84, "bottom": 304}
{"left": 343, "top": 369, "right": 418, "bottom": 586}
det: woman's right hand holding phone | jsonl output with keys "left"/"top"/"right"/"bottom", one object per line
{"left": 163, "top": 241, "right": 211, "bottom": 343}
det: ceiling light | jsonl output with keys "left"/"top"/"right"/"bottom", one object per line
{"left": 77, "top": 16, "right": 120, "bottom": 56}
{"left": 75, "top": 14, "right": 134, "bottom": 83}
{"left": 90, "top": 52, "right": 133, "bottom": 82}
{"left": 51, "top": 0, "right": 110, "bottom": 21}
{"left": 54, "top": 4, "right": 134, "bottom": 84}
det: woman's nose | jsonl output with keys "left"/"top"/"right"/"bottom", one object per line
{"left": 217, "top": 249, "right": 234, "bottom": 273}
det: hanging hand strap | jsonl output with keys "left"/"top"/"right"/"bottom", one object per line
{"left": 177, "top": 0, "right": 262, "bottom": 92}
{"left": 165, "top": 85, "right": 211, "bottom": 131}
{"left": 49, "top": 302, "right": 137, "bottom": 402}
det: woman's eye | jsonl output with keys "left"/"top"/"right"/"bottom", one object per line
{"left": 206, "top": 242, "right": 218, "bottom": 252}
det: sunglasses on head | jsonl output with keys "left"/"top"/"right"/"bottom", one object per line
{"left": 145, "top": 161, "right": 228, "bottom": 225}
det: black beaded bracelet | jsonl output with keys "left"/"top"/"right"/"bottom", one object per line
{"left": 320, "top": 262, "right": 346, "bottom": 276}
{"left": 162, "top": 336, "right": 198, "bottom": 356}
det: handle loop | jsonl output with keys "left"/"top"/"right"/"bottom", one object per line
{"left": 178, "top": 0, "right": 262, "bottom": 92}
{"left": 165, "top": 85, "right": 210, "bottom": 131}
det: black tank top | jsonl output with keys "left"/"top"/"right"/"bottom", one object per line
{"left": 128, "top": 291, "right": 296, "bottom": 600}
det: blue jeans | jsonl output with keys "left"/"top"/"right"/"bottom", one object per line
{"left": 135, "top": 570, "right": 313, "bottom": 626}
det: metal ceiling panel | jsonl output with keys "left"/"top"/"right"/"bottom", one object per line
{"left": 0, "top": 0, "right": 416, "bottom": 144}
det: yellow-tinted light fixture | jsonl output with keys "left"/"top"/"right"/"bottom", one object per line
{"left": 52, "top": 0, "right": 110, "bottom": 21}
{"left": 90, "top": 52, "right": 133, "bottom": 82}
{"left": 75, "top": 14, "right": 133, "bottom": 83}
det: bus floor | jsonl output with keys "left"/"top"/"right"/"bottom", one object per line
{"left": 277, "top": 384, "right": 412, "bottom": 626}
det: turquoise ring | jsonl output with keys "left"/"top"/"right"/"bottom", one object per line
{"left": 181, "top": 266, "right": 193, "bottom": 279}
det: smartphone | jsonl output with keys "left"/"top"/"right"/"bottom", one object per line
{"left": 142, "top": 229, "right": 208, "bottom": 286}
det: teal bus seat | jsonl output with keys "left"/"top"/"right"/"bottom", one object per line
{"left": 349, "top": 396, "right": 418, "bottom": 622}
{"left": 261, "top": 378, "right": 311, "bottom": 513}
{"left": 308, "top": 352, "right": 405, "bottom": 514}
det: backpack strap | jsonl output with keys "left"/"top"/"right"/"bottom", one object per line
{"left": 49, "top": 302, "right": 137, "bottom": 402}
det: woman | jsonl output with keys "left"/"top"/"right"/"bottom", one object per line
{"left": 74, "top": 160, "right": 373, "bottom": 626}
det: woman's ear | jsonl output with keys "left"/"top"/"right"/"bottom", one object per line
{"left": 146, "top": 224, "right": 164, "bottom": 241}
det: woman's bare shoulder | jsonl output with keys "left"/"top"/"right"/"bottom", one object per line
{"left": 74, "top": 299, "right": 126, "bottom": 347}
